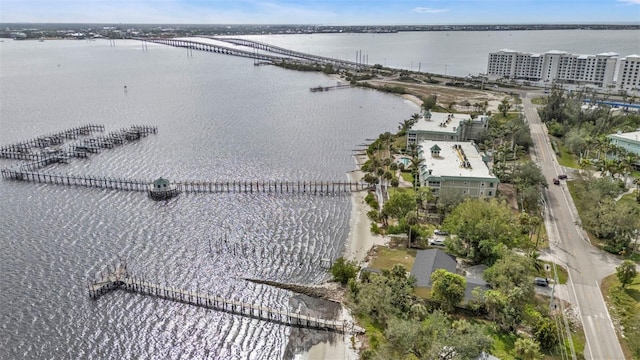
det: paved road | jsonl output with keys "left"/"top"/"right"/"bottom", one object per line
{"left": 522, "top": 93, "right": 625, "bottom": 360}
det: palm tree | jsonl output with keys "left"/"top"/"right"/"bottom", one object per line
{"left": 410, "top": 112, "right": 421, "bottom": 124}
{"left": 416, "top": 186, "right": 435, "bottom": 218}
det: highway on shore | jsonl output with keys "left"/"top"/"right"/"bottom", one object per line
{"left": 522, "top": 92, "right": 625, "bottom": 360}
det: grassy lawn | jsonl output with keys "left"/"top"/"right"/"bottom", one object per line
{"left": 400, "top": 171, "right": 414, "bottom": 184}
{"left": 393, "top": 135, "right": 407, "bottom": 151}
{"left": 617, "top": 193, "right": 640, "bottom": 211}
{"left": 601, "top": 273, "right": 640, "bottom": 359}
{"left": 486, "top": 325, "right": 518, "bottom": 359}
{"left": 369, "top": 246, "right": 417, "bottom": 271}
{"left": 555, "top": 140, "right": 579, "bottom": 168}
{"left": 531, "top": 96, "right": 546, "bottom": 105}
{"left": 388, "top": 186, "right": 415, "bottom": 197}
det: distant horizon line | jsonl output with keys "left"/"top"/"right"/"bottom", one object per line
{"left": 1, "top": 22, "right": 639, "bottom": 26}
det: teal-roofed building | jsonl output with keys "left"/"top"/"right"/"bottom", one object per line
{"left": 407, "top": 111, "right": 489, "bottom": 147}
{"left": 607, "top": 131, "right": 640, "bottom": 168}
{"left": 418, "top": 140, "right": 499, "bottom": 198}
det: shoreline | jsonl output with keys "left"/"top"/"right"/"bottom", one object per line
{"left": 344, "top": 154, "right": 389, "bottom": 264}
{"left": 299, "top": 153, "right": 387, "bottom": 360}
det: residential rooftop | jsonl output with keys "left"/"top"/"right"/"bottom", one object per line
{"left": 608, "top": 130, "right": 640, "bottom": 143}
{"left": 419, "top": 140, "right": 494, "bottom": 179}
{"left": 410, "top": 112, "right": 471, "bottom": 134}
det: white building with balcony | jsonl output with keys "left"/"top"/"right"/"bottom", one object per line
{"left": 617, "top": 54, "right": 640, "bottom": 93}
{"left": 487, "top": 49, "right": 619, "bottom": 88}
{"left": 417, "top": 141, "right": 499, "bottom": 198}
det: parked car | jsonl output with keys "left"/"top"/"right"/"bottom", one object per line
{"left": 534, "top": 277, "right": 549, "bottom": 287}
{"left": 434, "top": 229, "right": 448, "bottom": 236}
{"left": 429, "top": 238, "right": 445, "bottom": 246}
{"left": 552, "top": 178, "right": 560, "bottom": 185}
{"left": 558, "top": 174, "right": 568, "bottom": 180}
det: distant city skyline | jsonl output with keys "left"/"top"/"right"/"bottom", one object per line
{"left": 1, "top": 0, "right": 639, "bottom": 25}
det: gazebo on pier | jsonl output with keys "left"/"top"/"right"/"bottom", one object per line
{"left": 148, "top": 177, "right": 180, "bottom": 200}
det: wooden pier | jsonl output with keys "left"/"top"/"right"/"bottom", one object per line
{"left": 88, "top": 263, "right": 353, "bottom": 333}
{"left": 178, "top": 179, "right": 369, "bottom": 194}
{"left": 1, "top": 124, "right": 371, "bottom": 198}
{"left": 0, "top": 124, "right": 104, "bottom": 161}
{"left": 1, "top": 124, "right": 158, "bottom": 172}
{"left": 0, "top": 169, "right": 370, "bottom": 196}
{"left": 310, "top": 84, "right": 352, "bottom": 92}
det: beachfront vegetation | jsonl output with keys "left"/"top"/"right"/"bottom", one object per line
{"left": 329, "top": 257, "right": 360, "bottom": 285}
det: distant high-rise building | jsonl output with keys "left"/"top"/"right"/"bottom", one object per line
{"left": 617, "top": 54, "right": 640, "bottom": 92}
{"left": 487, "top": 49, "right": 619, "bottom": 88}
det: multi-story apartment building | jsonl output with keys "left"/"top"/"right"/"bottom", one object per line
{"left": 406, "top": 110, "right": 489, "bottom": 147}
{"left": 487, "top": 49, "right": 619, "bottom": 88}
{"left": 417, "top": 141, "right": 499, "bottom": 198}
{"left": 617, "top": 54, "right": 640, "bottom": 92}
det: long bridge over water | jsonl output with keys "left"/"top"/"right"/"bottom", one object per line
{"left": 143, "top": 37, "right": 367, "bottom": 70}
{"left": 89, "top": 263, "right": 356, "bottom": 333}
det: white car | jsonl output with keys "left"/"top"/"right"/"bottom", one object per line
{"left": 429, "top": 238, "right": 445, "bottom": 246}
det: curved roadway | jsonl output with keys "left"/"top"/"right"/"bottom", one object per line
{"left": 522, "top": 92, "right": 625, "bottom": 360}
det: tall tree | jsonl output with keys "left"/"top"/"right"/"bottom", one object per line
{"left": 430, "top": 269, "right": 466, "bottom": 312}
{"left": 616, "top": 260, "right": 638, "bottom": 288}
{"left": 443, "top": 198, "right": 526, "bottom": 264}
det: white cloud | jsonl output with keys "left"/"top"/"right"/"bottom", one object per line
{"left": 618, "top": 0, "right": 640, "bottom": 4}
{"left": 412, "top": 7, "right": 449, "bottom": 14}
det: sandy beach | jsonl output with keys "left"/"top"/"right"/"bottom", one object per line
{"left": 299, "top": 154, "right": 388, "bottom": 360}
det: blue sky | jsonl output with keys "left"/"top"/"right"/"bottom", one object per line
{"left": 1, "top": 0, "right": 639, "bottom": 25}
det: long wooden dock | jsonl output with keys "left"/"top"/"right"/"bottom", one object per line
{"left": 1, "top": 124, "right": 158, "bottom": 172}
{"left": 89, "top": 263, "right": 354, "bottom": 333}
{"left": 0, "top": 169, "right": 369, "bottom": 195}
{"left": 1, "top": 124, "right": 371, "bottom": 197}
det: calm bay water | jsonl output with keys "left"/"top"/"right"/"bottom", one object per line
{"left": 243, "top": 30, "right": 640, "bottom": 77}
{"left": 0, "top": 29, "right": 637, "bottom": 360}
{"left": 0, "top": 39, "right": 416, "bottom": 360}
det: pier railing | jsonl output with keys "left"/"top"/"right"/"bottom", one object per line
{"left": 0, "top": 169, "right": 370, "bottom": 195}
{"left": 1, "top": 124, "right": 371, "bottom": 197}
{"left": 89, "top": 263, "right": 352, "bottom": 333}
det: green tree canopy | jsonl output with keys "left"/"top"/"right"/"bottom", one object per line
{"left": 443, "top": 198, "right": 526, "bottom": 265}
{"left": 430, "top": 269, "right": 466, "bottom": 312}
{"left": 383, "top": 191, "right": 417, "bottom": 220}
{"left": 379, "top": 311, "right": 492, "bottom": 360}
{"left": 329, "top": 257, "right": 360, "bottom": 285}
{"left": 616, "top": 260, "right": 638, "bottom": 288}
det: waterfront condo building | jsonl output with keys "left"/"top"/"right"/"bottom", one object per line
{"left": 617, "top": 55, "right": 640, "bottom": 92}
{"left": 406, "top": 110, "right": 489, "bottom": 147}
{"left": 417, "top": 140, "right": 499, "bottom": 198}
{"left": 487, "top": 49, "right": 618, "bottom": 88}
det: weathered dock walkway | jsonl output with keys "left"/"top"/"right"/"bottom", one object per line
{"left": 1, "top": 124, "right": 158, "bottom": 172}
{"left": 310, "top": 84, "right": 352, "bottom": 92}
{"left": 0, "top": 124, "right": 105, "bottom": 161}
{"left": 0, "top": 169, "right": 369, "bottom": 195}
{"left": 89, "top": 263, "right": 353, "bottom": 333}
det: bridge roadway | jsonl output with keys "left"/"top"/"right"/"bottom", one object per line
{"left": 212, "top": 37, "right": 364, "bottom": 70}
{"left": 89, "top": 263, "right": 351, "bottom": 333}
{"left": 142, "top": 37, "right": 366, "bottom": 70}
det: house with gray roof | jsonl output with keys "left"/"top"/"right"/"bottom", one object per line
{"left": 410, "top": 249, "right": 490, "bottom": 301}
